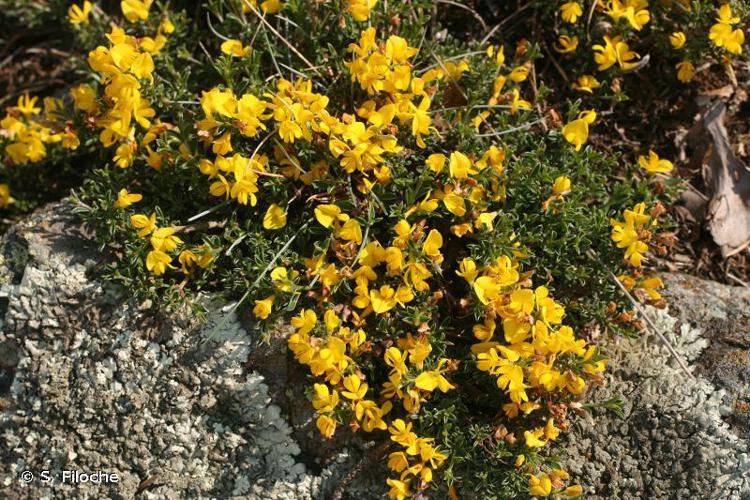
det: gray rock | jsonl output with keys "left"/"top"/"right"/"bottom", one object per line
{"left": 564, "top": 273, "right": 750, "bottom": 499}
{"left": 0, "top": 202, "right": 384, "bottom": 499}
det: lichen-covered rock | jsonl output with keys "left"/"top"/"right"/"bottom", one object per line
{"left": 662, "top": 273, "right": 750, "bottom": 439}
{"left": 565, "top": 274, "right": 750, "bottom": 499}
{"left": 0, "top": 202, "right": 383, "bottom": 499}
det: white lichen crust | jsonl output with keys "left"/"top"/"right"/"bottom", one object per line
{"left": 0, "top": 202, "right": 371, "bottom": 499}
{"left": 565, "top": 298, "right": 750, "bottom": 499}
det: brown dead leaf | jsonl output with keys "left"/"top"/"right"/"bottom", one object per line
{"left": 697, "top": 102, "right": 750, "bottom": 257}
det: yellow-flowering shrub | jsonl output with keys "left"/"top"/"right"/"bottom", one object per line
{"left": 1, "top": 0, "right": 733, "bottom": 497}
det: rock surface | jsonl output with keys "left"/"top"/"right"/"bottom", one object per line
{"left": 1, "top": 202, "right": 749, "bottom": 499}
{"left": 0, "top": 202, "right": 381, "bottom": 499}
{"left": 565, "top": 274, "right": 750, "bottom": 499}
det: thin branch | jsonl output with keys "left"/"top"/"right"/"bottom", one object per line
{"left": 587, "top": 249, "right": 695, "bottom": 379}
{"left": 475, "top": 117, "right": 545, "bottom": 138}
{"left": 188, "top": 201, "right": 228, "bottom": 223}
{"left": 203, "top": 221, "right": 310, "bottom": 342}
{"left": 242, "top": 0, "right": 321, "bottom": 75}
{"left": 435, "top": 0, "right": 487, "bottom": 31}
{"left": 206, "top": 12, "right": 231, "bottom": 42}
{"left": 481, "top": 0, "right": 538, "bottom": 45}
{"left": 727, "top": 273, "right": 750, "bottom": 289}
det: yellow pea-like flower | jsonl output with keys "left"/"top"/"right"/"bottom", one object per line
{"left": 220, "top": 39, "right": 251, "bottom": 57}
{"left": 562, "top": 110, "right": 596, "bottom": 151}
{"left": 68, "top": 1, "right": 92, "bottom": 25}
{"left": 263, "top": 204, "right": 287, "bottom": 230}
{"left": 113, "top": 188, "right": 143, "bottom": 209}
{"left": 252, "top": 295, "right": 275, "bottom": 319}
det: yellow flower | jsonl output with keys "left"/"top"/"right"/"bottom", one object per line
{"left": 146, "top": 249, "right": 174, "bottom": 275}
{"left": 560, "top": 2, "right": 582, "bottom": 23}
{"left": 494, "top": 45, "right": 506, "bottom": 66}
{"left": 263, "top": 204, "right": 287, "bottom": 230}
{"left": 242, "top": 0, "right": 283, "bottom": 14}
{"left": 338, "top": 219, "right": 363, "bottom": 244}
{"left": 562, "top": 110, "right": 596, "bottom": 151}
{"left": 71, "top": 84, "right": 97, "bottom": 112}
{"left": 475, "top": 212, "right": 497, "bottom": 231}
{"left": 370, "top": 285, "right": 397, "bottom": 314}
{"left": 473, "top": 276, "right": 500, "bottom": 305}
{"left": 443, "top": 191, "right": 466, "bottom": 216}
{"left": 131, "top": 213, "right": 157, "bottom": 237}
{"left": 315, "top": 204, "right": 347, "bottom": 228}
{"left": 131, "top": 52, "right": 155, "bottom": 79}
{"left": 529, "top": 474, "right": 552, "bottom": 497}
{"left": 641, "top": 276, "right": 664, "bottom": 300}
{"left": 552, "top": 176, "right": 571, "bottom": 196}
{"left": 121, "top": 0, "right": 153, "bottom": 23}
{"left": 410, "top": 96, "right": 432, "bottom": 148}
{"left": 426, "top": 153, "right": 446, "bottom": 173}
{"left": 16, "top": 94, "right": 40, "bottom": 116}
{"left": 312, "top": 383, "right": 340, "bottom": 413}
{"left": 476, "top": 145, "right": 505, "bottom": 172}
{"left": 291, "top": 308, "right": 317, "bottom": 334}
{"left": 562, "top": 485, "right": 584, "bottom": 498}
{"left": 717, "top": 4, "right": 740, "bottom": 25}
{"left": 113, "top": 188, "right": 143, "bottom": 209}
{"left": 316, "top": 415, "right": 336, "bottom": 439}
{"left": 544, "top": 418, "right": 560, "bottom": 441}
{"left": 146, "top": 147, "right": 163, "bottom": 169}
{"left": 384, "top": 347, "right": 408, "bottom": 376}
{"left": 68, "top": 1, "right": 92, "bottom": 24}
{"left": 456, "top": 258, "right": 477, "bottom": 283}
{"left": 571, "top": 75, "right": 601, "bottom": 93}
{"left": 448, "top": 151, "right": 475, "bottom": 179}
{"left": 113, "top": 142, "right": 136, "bottom": 169}
{"left": 261, "top": 0, "right": 284, "bottom": 13}
{"left": 150, "top": 227, "right": 183, "bottom": 252}
{"left": 422, "top": 229, "right": 443, "bottom": 259}
{"left": 524, "top": 429, "right": 546, "bottom": 448}
{"left": 319, "top": 263, "right": 341, "bottom": 286}
{"left": 253, "top": 295, "right": 275, "bottom": 319}
{"left": 387, "top": 451, "right": 409, "bottom": 473}
{"left": 386, "top": 478, "right": 410, "bottom": 500}
{"left": 638, "top": 150, "right": 673, "bottom": 174}
{"left": 669, "top": 32, "right": 686, "bottom": 49}
{"left": 0, "top": 184, "right": 16, "bottom": 208}
{"left": 593, "top": 35, "right": 639, "bottom": 71}
{"left": 709, "top": 22, "right": 744, "bottom": 54}
{"left": 212, "top": 132, "right": 233, "bottom": 155}
{"left": 508, "top": 66, "right": 529, "bottom": 83}
{"left": 676, "top": 60, "right": 695, "bottom": 82}
{"left": 220, "top": 39, "right": 251, "bottom": 57}
{"left": 554, "top": 35, "right": 578, "bottom": 54}
{"left": 414, "top": 370, "right": 454, "bottom": 392}
{"left": 342, "top": 374, "right": 368, "bottom": 400}
{"left": 610, "top": 202, "right": 652, "bottom": 267}
{"left": 348, "top": 0, "right": 378, "bottom": 22}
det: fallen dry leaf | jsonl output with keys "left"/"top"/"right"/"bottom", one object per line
{"left": 699, "top": 102, "right": 750, "bottom": 257}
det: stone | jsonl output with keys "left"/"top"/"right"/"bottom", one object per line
{"left": 564, "top": 273, "right": 750, "bottom": 499}
{"left": 0, "top": 202, "right": 383, "bottom": 499}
